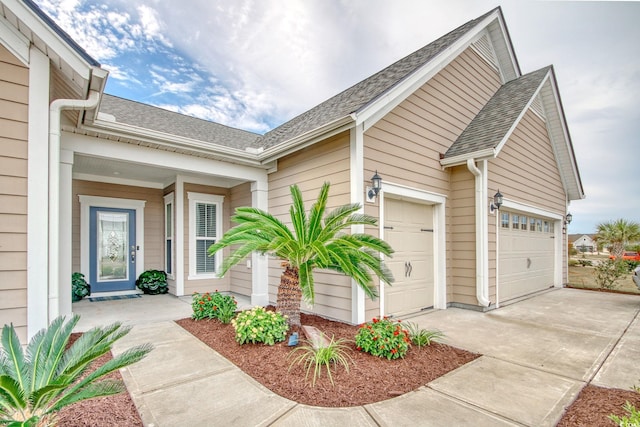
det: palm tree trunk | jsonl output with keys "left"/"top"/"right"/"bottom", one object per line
{"left": 276, "top": 264, "right": 301, "bottom": 327}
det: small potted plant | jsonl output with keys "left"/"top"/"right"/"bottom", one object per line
{"left": 72, "top": 272, "right": 91, "bottom": 302}
{"left": 136, "top": 270, "right": 168, "bottom": 295}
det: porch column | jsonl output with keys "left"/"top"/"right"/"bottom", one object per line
{"left": 250, "top": 180, "right": 269, "bottom": 306}
{"left": 27, "top": 46, "right": 50, "bottom": 338}
{"left": 58, "top": 149, "right": 74, "bottom": 318}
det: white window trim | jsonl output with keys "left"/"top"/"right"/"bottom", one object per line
{"left": 164, "top": 193, "right": 175, "bottom": 279}
{"left": 188, "top": 192, "right": 224, "bottom": 280}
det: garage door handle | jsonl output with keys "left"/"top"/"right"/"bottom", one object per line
{"left": 407, "top": 261, "right": 413, "bottom": 277}
{"left": 404, "top": 262, "right": 409, "bottom": 277}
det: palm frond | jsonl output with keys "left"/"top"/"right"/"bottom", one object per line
{"left": 0, "top": 375, "right": 25, "bottom": 413}
{"left": 306, "top": 183, "right": 330, "bottom": 243}
{"left": 298, "top": 262, "right": 315, "bottom": 304}
{"left": 0, "top": 324, "right": 26, "bottom": 392}
{"left": 289, "top": 184, "right": 308, "bottom": 245}
{"left": 49, "top": 379, "right": 126, "bottom": 413}
{"left": 54, "top": 343, "right": 152, "bottom": 411}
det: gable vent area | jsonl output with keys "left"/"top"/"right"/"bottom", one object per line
{"left": 471, "top": 33, "right": 499, "bottom": 69}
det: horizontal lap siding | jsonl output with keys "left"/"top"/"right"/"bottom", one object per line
{"left": 182, "top": 183, "right": 231, "bottom": 295}
{"left": 488, "top": 110, "right": 567, "bottom": 284}
{"left": 489, "top": 111, "right": 566, "bottom": 214}
{"left": 268, "top": 133, "right": 352, "bottom": 322}
{"left": 0, "top": 45, "right": 28, "bottom": 341}
{"left": 449, "top": 166, "right": 478, "bottom": 305}
{"left": 364, "top": 48, "right": 502, "bottom": 309}
{"left": 229, "top": 182, "right": 252, "bottom": 296}
{"left": 72, "top": 180, "right": 164, "bottom": 274}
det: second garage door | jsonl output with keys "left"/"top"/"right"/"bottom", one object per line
{"left": 384, "top": 198, "right": 435, "bottom": 317}
{"left": 498, "top": 211, "right": 555, "bottom": 301}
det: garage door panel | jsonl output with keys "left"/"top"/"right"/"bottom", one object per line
{"left": 384, "top": 198, "right": 435, "bottom": 317}
{"left": 499, "top": 210, "right": 555, "bottom": 301}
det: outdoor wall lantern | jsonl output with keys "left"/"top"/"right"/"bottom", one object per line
{"left": 563, "top": 212, "right": 573, "bottom": 234}
{"left": 366, "top": 171, "right": 382, "bottom": 202}
{"left": 565, "top": 212, "right": 573, "bottom": 225}
{"left": 489, "top": 190, "right": 503, "bottom": 213}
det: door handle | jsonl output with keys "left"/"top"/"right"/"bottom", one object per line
{"left": 131, "top": 250, "right": 136, "bottom": 263}
{"left": 404, "top": 262, "right": 408, "bottom": 278}
{"left": 407, "top": 261, "right": 413, "bottom": 277}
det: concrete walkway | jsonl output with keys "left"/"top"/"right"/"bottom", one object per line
{"left": 83, "top": 289, "right": 639, "bottom": 426}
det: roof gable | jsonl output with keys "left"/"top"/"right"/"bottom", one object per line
{"left": 441, "top": 66, "right": 584, "bottom": 201}
{"left": 443, "top": 66, "right": 551, "bottom": 160}
{"left": 257, "top": 7, "right": 518, "bottom": 151}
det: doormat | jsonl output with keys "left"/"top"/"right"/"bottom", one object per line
{"left": 88, "top": 294, "right": 142, "bottom": 302}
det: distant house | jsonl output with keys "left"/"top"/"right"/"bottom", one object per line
{"left": 0, "top": 2, "right": 584, "bottom": 342}
{"left": 569, "top": 234, "right": 598, "bottom": 253}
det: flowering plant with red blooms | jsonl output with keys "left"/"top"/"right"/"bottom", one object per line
{"left": 354, "top": 316, "right": 410, "bottom": 360}
{"left": 191, "top": 291, "right": 237, "bottom": 323}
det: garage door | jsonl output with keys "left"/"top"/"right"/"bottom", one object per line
{"left": 384, "top": 198, "right": 434, "bottom": 317}
{"left": 498, "top": 211, "right": 555, "bottom": 301}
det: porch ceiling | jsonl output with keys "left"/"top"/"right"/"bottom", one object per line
{"left": 73, "top": 154, "right": 247, "bottom": 189}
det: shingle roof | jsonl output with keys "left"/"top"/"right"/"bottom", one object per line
{"left": 255, "top": 7, "right": 500, "bottom": 150}
{"left": 96, "top": 8, "right": 502, "bottom": 153}
{"left": 99, "top": 95, "right": 261, "bottom": 150}
{"left": 444, "top": 66, "right": 551, "bottom": 159}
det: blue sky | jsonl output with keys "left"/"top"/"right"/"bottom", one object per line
{"left": 35, "top": 0, "right": 640, "bottom": 234}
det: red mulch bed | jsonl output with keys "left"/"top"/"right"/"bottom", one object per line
{"left": 558, "top": 384, "right": 640, "bottom": 426}
{"left": 58, "top": 316, "right": 640, "bottom": 425}
{"left": 57, "top": 333, "right": 143, "bottom": 427}
{"left": 177, "top": 312, "right": 479, "bottom": 407}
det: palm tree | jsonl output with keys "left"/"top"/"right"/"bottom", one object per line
{"left": 208, "top": 182, "right": 394, "bottom": 327}
{"left": 0, "top": 315, "right": 152, "bottom": 426}
{"left": 594, "top": 219, "right": 640, "bottom": 258}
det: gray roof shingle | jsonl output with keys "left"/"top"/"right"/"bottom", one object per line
{"left": 256, "top": 7, "right": 499, "bottom": 149}
{"left": 99, "top": 95, "right": 261, "bottom": 150}
{"left": 444, "top": 66, "right": 551, "bottom": 159}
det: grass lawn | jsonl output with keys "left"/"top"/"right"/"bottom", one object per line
{"left": 568, "top": 255, "right": 639, "bottom": 294}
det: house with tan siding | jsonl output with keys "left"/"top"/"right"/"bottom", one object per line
{"left": 0, "top": 1, "right": 583, "bottom": 341}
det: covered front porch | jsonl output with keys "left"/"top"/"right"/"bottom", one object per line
{"left": 51, "top": 128, "right": 272, "bottom": 325}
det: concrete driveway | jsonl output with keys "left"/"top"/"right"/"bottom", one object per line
{"left": 101, "top": 288, "right": 639, "bottom": 426}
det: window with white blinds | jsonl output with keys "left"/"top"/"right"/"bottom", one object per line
{"left": 188, "top": 192, "right": 224, "bottom": 279}
{"left": 163, "top": 193, "right": 174, "bottom": 277}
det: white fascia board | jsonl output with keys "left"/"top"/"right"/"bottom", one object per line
{"left": 258, "top": 115, "right": 356, "bottom": 163}
{"left": 541, "top": 73, "right": 585, "bottom": 201}
{"left": 356, "top": 10, "right": 503, "bottom": 131}
{"left": 487, "top": 14, "right": 520, "bottom": 82}
{"left": 439, "top": 148, "right": 495, "bottom": 168}
{"left": 62, "top": 132, "right": 268, "bottom": 183}
{"left": 4, "top": 0, "right": 92, "bottom": 79}
{"left": 83, "top": 120, "right": 264, "bottom": 167}
{"left": 493, "top": 70, "right": 550, "bottom": 156}
{"left": 0, "top": 11, "right": 29, "bottom": 64}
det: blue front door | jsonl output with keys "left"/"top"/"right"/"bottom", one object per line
{"left": 89, "top": 207, "right": 137, "bottom": 292}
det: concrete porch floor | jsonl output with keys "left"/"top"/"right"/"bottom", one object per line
{"left": 72, "top": 292, "right": 252, "bottom": 332}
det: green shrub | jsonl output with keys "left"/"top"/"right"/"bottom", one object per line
{"left": 609, "top": 386, "right": 640, "bottom": 427}
{"left": 404, "top": 321, "right": 445, "bottom": 347}
{"left": 191, "top": 291, "right": 238, "bottom": 323}
{"left": 136, "top": 270, "right": 168, "bottom": 295}
{"left": 625, "top": 260, "right": 640, "bottom": 272}
{"left": 594, "top": 259, "right": 628, "bottom": 290}
{"left": 568, "top": 259, "right": 579, "bottom": 267}
{"left": 287, "top": 336, "right": 353, "bottom": 387}
{"left": 231, "top": 307, "right": 289, "bottom": 345}
{"left": 355, "top": 317, "right": 410, "bottom": 360}
{"left": 577, "top": 259, "right": 593, "bottom": 267}
{"left": 0, "top": 315, "right": 152, "bottom": 426}
{"left": 72, "top": 272, "right": 91, "bottom": 301}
